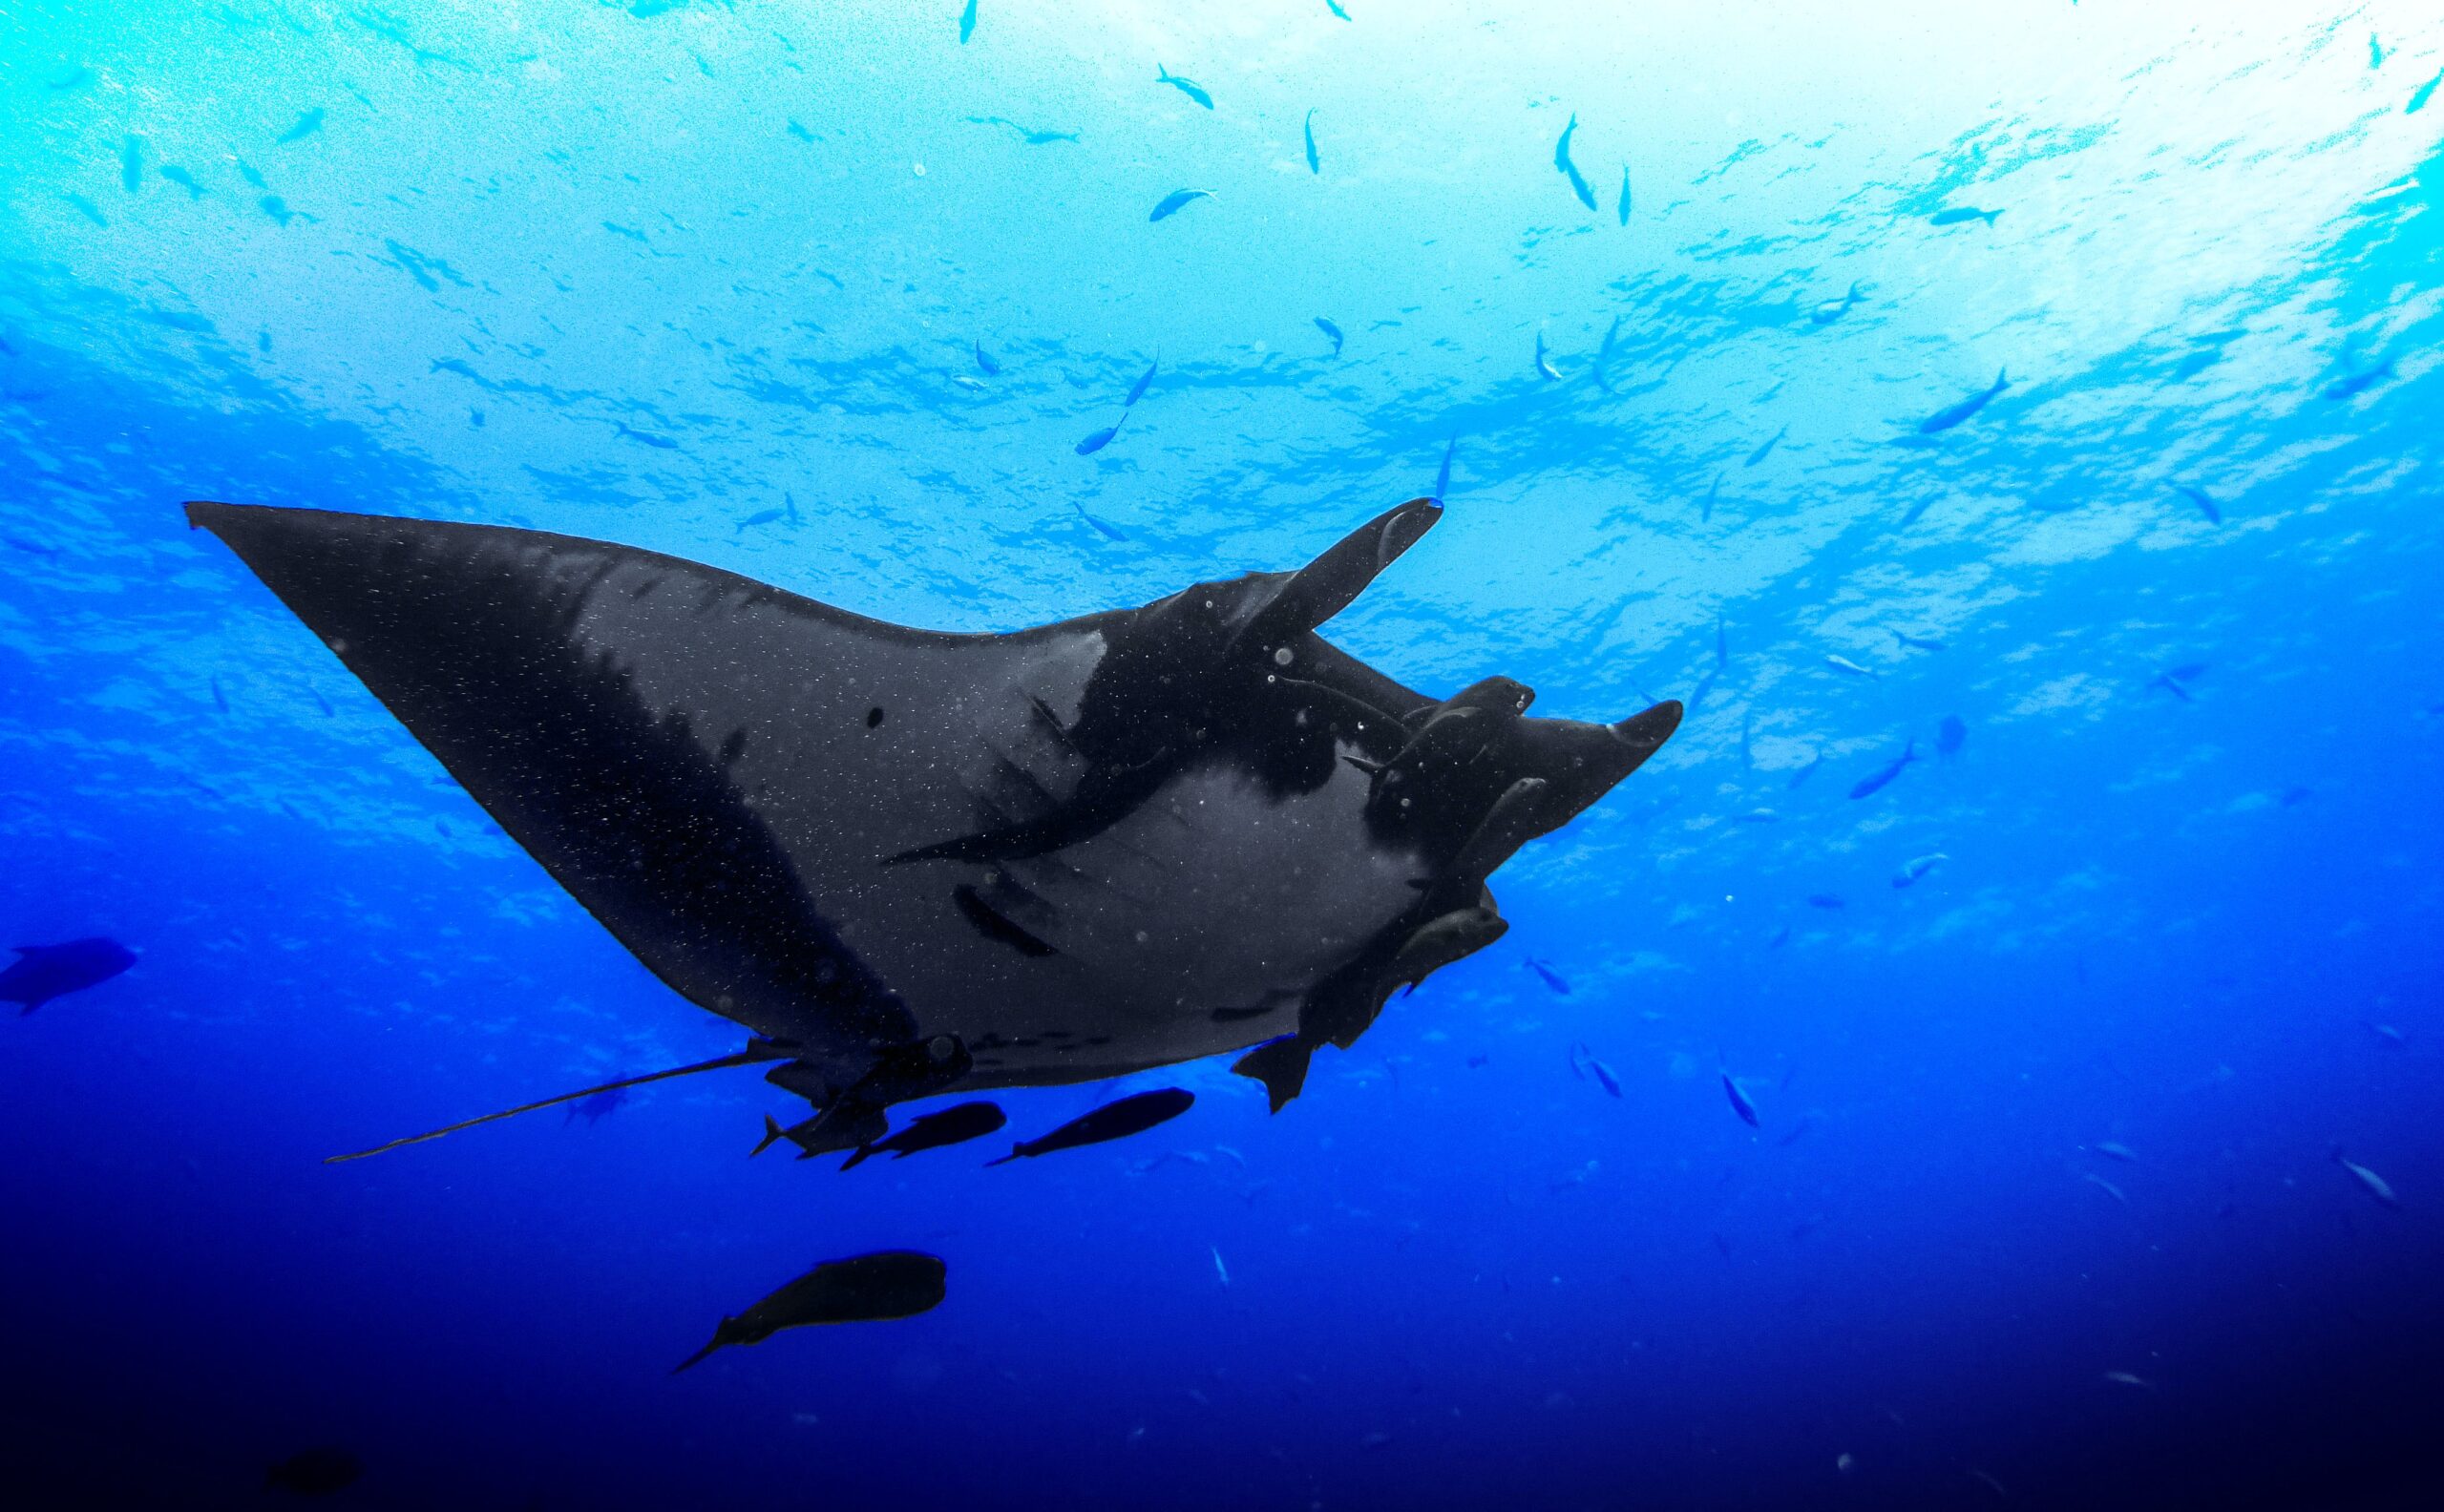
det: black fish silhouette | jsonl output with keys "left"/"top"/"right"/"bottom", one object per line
{"left": 187, "top": 498, "right": 1678, "bottom": 1147}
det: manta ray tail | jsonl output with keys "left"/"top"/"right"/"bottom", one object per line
{"left": 325, "top": 1043, "right": 789, "bottom": 1164}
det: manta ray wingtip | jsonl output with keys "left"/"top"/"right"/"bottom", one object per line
{"left": 1233, "top": 1036, "right": 1314, "bottom": 1112}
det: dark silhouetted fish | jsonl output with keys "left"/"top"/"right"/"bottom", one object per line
{"left": 1156, "top": 65, "right": 1213, "bottom": 109}
{"left": 2, "top": 937, "right": 137, "bottom": 1014}
{"left": 1149, "top": 188, "right": 1213, "bottom": 221}
{"left": 259, "top": 195, "right": 298, "bottom": 226}
{"left": 842, "top": 1101, "right": 1005, "bottom": 1168}
{"left": 735, "top": 508, "right": 786, "bottom": 534}
{"left": 1891, "top": 630, "right": 1946, "bottom": 652}
{"left": 1075, "top": 413, "right": 1126, "bottom": 454}
{"left": 2410, "top": 68, "right": 2443, "bottom": 114}
{"left": 1616, "top": 163, "right": 1631, "bottom": 223}
{"left": 1806, "top": 893, "right": 1844, "bottom": 910}
{"left": 1523, "top": 957, "right": 1570, "bottom": 996}
{"left": 1918, "top": 368, "right": 2010, "bottom": 433}
{"left": 989, "top": 1088, "right": 1193, "bottom": 1165}
{"left": 966, "top": 116, "right": 1077, "bottom": 144}
{"left": 1592, "top": 315, "right": 1622, "bottom": 391}
{"left": 2370, "top": 33, "right": 2383, "bottom": 69}
{"left": 974, "top": 339, "right": 1000, "bottom": 376}
{"left": 264, "top": 1447, "right": 360, "bottom": 1497}
{"left": 674, "top": 1250, "right": 946, "bottom": 1372}
{"left": 1787, "top": 752, "right": 1822, "bottom": 789}
{"left": 959, "top": 0, "right": 977, "bottom": 44}
{"left": 160, "top": 164, "right": 205, "bottom": 199}
{"left": 1554, "top": 114, "right": 1597, "bottom": 211}
{"left": 1071, "top": 500, "right": 1127, "bottom": 541}
{"left": 1326, "top": 0, "right": 1350, "bottom": 17}
{"left": 1811, "top": 283, "right": 1864, "bottom": 325}
{"left": 2322, "top": 360, "right": 2392, "bottom": 400}
{"left": 1721, "top": 1070, "right": 1759, "bottom": 1127}
{"left": 1890, "top": 852, "right": 1948, "bottom": 889}
{"left": 1745, "top": 426, "right": 1786, "bottom": 468}
{"left": 1588, "top": 1058, "right": 1622, "bottom": 1098}
{"left": 2175, "top": 485, "right": 2221, "bottom": 524}
{"left": 2150, "top": 663, "right": 2205, "bottom": 702}
{"left": 615, "top": 421, "right": 677, "bottom": 450}
{"left": 187, "top": 495, "right": 1679, "bottom": 1144}
{"left": 1316, "top": 317, "right": 1343, "bottom": 355}
{"left": 66, "top": 192, "right": 108, "bottom": 226}
{"left": 1930, "top": 206, "right": 2001, "bottom": 226}
{"left": 277, "top": 107, "right": 326, "bottom": 143}
{"left": 1125, "top": 352, "right": 1158, "bottom": 405}
{"left": 565, "top": 1085, "right": 628, "bottom": 1125}
{"left": 1848, "top": 740, "right": 1917, "bottom": 800}
{"left": 1304, "top": 110, "right": 1320, "bottom": 175}
{"left": 1936, "top": 714, "right": 1967, "bottom": 758}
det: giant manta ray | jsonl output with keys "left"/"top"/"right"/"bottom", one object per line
{"left": 187, "top": 499, "right": 1680, "bottom": 1159}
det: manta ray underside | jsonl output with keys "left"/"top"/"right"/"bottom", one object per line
{"left": 186, "top": 498, "right": 1679, "bottom": 1156}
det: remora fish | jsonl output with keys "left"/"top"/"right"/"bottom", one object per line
{"left": 2175, "top": 485, "right": 2221, "bottom": 524}
{"left": 1126, "top": 352, "right": 1158, "bottom": 406}
{"left": 840, "top": 1101, "right": 1005, "bottom": 1168}
{"left": 673, "top": 1251, "right": 945, "bottom": 1372}
{"left": 1930, "top": 206, "right": 2002, "bottom": 226}
{"left": 1918, "top": 368, "right": 2010, "bottom": 434}
{"left": 1315, "top": 317, "right": 1343, "bottom": 356}
{"left": 1149, "top": 189, "right": 1214, "bottom": 222}
{"left": 1304, "top": 111, "right": 1320, "bottom": 175}
{"left": 1156, "top": 66, "right": 1213, "bottom": 110}
{"left": 988, "top": 1088, "right": 1194, "bottom": 1165}
{"left": 1075, "top": 413, "right": 1127, "bottom": 454}
{"left": 1848, "top": 740, "right": 1918, "bottom": 800}
{"left": 1554, "top": 114, "right": 1596, "bottom": 211}
{"left": 1890, "top": 852, "right": 1948, "bottom": 888}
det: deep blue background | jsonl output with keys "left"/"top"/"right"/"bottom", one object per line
{"left": 4, "top": 4, "right": 2441, "bottom": 1508}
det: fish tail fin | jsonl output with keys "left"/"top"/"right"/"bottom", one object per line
{"left": 1983, "top": 208, "right": 2003, "bottom": 224}
{"left": 671, "top": 1334, "right": 723, "bottom": 1375}
{"left": 838, "top": 1142, "right": 876, "bottom": 1170}
{"left": 984, "top": 1147, "right": 1023, "bottom": 1167}
{"left": 751, "top": 1114, "right": 787, "bottom": 1158}
{"left": 1233, "top": 1036, "right": 1315, "bottom": 1112}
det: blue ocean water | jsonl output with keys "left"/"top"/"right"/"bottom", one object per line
{"left": 4, "top": 2, "right": 2442, "bottom": 1507}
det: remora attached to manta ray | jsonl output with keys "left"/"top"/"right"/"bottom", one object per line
{"left": 185, "top": 497, "right": 1680, "bottom": 1146}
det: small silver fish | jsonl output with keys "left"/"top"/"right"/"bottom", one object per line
{"left": 1824, "top": 654, "right": 1879, "bottom": 681}
{"left": 2334, "top": 1151, "right": 2399, "bottom": 1208}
